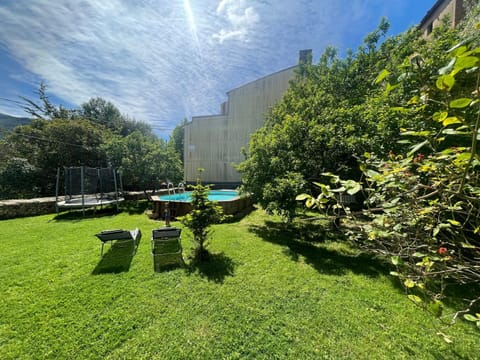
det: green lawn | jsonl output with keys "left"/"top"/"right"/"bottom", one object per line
{"left": 0, "top": 203, "right": 478, "bottom": 359}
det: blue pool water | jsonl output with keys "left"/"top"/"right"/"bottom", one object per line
{"left": 158, "top": 190, "right": 239, "bottom": 202}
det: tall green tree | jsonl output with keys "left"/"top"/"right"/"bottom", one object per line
{"left": 2, "top": 118, "right": 109, "bottom": 196}
{"left": 0, "top": 157, "right": 37, "bottom": 199}
{"left": 103, "top": 131, "right": 182, "bottom": 191}
{"left": 80, "top": 97, "right": 153, "bottom": 137}
{"left": 19, "top": 82, "right": 79, "bottom": 120}
{"left": 81, "top": 97, "right": 123, "bottom": 132}
{"left": 1, "top": 85, "right": 179, "bottom": 198}
{"left": 238, "top": 19, "right": 462, "bottom": 219}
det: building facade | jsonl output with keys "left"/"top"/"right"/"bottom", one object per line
{"left": 419, "top": 0, "right": 465, "bottom": 37}
{"left": 184, "top": 52, "right": 310, "bottom": 186}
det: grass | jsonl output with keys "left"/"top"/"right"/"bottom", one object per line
{"left": 0, "top": 203, "right": 478, "bottom": 359}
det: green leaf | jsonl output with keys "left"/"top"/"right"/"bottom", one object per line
{"left": 408, "top": 140, "right": 429, "bottom": 156}
{"left": 391, "top": 106, "right": 410, "bottom": 113}
{"left": 305, "top": 198, "right": 315, "bottom": 208}
{"left": 346, "top": 185, "right": 361, "bottom": 195}
{"left": 412, "top": 252, "right": 426, "bottom": 257}
{"left": 436, "top": 74, "right": 455, "bottom": 91}
{"left": 447, "top": 40, "right": 469, "bottom": 53}
{"left": 374, "top": 69, "right": 390, "bottom": 84}
{"left": 460, "top": 242, "right": 476, "bottom": 249}
{"left": 344, "top": 180, "right": 362, "bottom": 195}
{"left": 401, "top": 130, "right": 432, "bottom": 137}
{"left": 428, "top": 300, "right": 443, "bottom": 318}
{"left": 442, "top": 117, "right": 462, "bottom": 126}
{"left": 364, "top": 169, "right": 381, "bottom": 178}
{"left": 449, "top": 98, "right": 472, "bottom": 108}
{"left": 385, "top": 82, "right": 399, "bottom": 94}
{"left": 389, "top": 271, "right": 400, "bottom": 277}
{"left": 464, "top": 314, "right": 479, "bottom": 322}
{"left": 404, "top": 279, "right": 416, "bottom": 288}
{"left": 438, "top": 58, "right": 456, "bottom": 75}
{"left": 408, "top": 295, "right": 422, "bottom": 303}
{"left": 453, "top": 56, "right": 478, "bottom": 72}
{"left": 447, "top": 219, "right": 461, "bottom": 226}
{"left": 407, "top": 95, "right": 420, "bottom": 105}
{"left": 454, "top": 152, "right": 471, "bottom": 163}
{"left": 433, "top": 111, "right": 448, "bottom": 122}
{"left": 295, "top": 193, "right": 311, "bottom": 201}
{"left": 452, "top": 45, "right": 468, "bottom": 57}
{"left": 391, "top": 256, "right": 400, "bottom": 265}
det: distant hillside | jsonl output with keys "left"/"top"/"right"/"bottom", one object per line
{"left": 0, "top": 113, "right": 31, "bottom": 137}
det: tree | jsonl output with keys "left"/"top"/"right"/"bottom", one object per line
{"left": 103, "top": 131, "right": 182, "bottom": 191}
{"left": 19, "top": 82, "right": 78, "bottom": 120}
{"left": 298, "top": 17, "right": 480, "bottom": 326}
{"left": 238, "top": 20, "right": 423, "bottom": 218}
{"left": 81, "top": 97, "right": 123, "bottom": 132}
{"left": 0, "top": 157, "right": 37, "bottom": 199}
{"left": 181, "top": 174, "right": 224, "bottom": 260}
{"left": 169, "top": 118, "right": 188, "bottom": 162}
{"left": 81, "top": 97, "right": 154, "bottom": 137}
{"left": 2, "top": 118, "right": 110, "bottom": 196}
{"left": 1, "top": 85, "right": 180, "bottom": 198}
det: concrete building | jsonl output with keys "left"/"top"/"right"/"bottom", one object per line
{"left": 184, "top": 51, "right": 311, "bottom": 186}
{"left": 419, "top": 0, "right": 465, "bottom": 37}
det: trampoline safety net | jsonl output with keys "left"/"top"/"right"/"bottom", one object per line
{"left": 56, "top": 166, "right": 124, "bottom": 213}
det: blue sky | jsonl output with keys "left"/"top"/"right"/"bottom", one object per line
{"left": 0, "top": 0, "right": 436, "bottom": 137}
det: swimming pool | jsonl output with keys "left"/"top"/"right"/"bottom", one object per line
{"left": 158, "top": 190, "right": 239, "bottom": 202}
{"left": 149, "top": 190, "right": 250, "bottom": 219}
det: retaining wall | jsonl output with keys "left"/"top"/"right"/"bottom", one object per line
{"left": 0, "top": 192, "right": 149, "bottom": 220}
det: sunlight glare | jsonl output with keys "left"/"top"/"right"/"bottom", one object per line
{"left": 184, "top": 0, "right": 199, "bottom": 48}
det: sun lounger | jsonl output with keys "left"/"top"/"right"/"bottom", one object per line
{"left": 95, "top": 228, "right": 141, "bottom": 258}
{"left": 151, "top": 227, "right": 183, "bottom": 269}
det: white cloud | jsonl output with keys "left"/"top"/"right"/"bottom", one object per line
{"left": 0, "top": 0, "right": 435, "bottom": 136}
{"left": 212, "top": 0, "right": 259, "bottom": 43}
{"left": 0, "top": 0, "right": 227, "bottom": 134}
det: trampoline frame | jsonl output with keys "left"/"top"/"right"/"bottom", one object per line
{"left": 55, "top": 166, "right": 124, "bottom": 215}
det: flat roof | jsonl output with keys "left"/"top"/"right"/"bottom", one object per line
{"left": 226, "top": 65, "right": 298, "bottom": 95}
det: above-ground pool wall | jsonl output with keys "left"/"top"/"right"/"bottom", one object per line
{"left": 149, "top": 196, "right": 252, "bottom": 220}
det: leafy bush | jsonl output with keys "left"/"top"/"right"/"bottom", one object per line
{"left": 298, "top": 28, "right": 480, "bottom": 324}
{"left": 0, "top": 88, "right": 183, "bottom": 197}
{"left": 181, "top": 176, "right": 225, "bottom": 260}
{"left": 238, "top": 20, "right": 461, "bottom": 219}
{"left": 0, "top": 157, "right": 37, "bottom": 199}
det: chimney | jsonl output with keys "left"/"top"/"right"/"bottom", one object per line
{"left": 298, "top": 49, "right": 312, "bottom": 65}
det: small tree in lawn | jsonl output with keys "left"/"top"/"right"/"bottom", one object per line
{"left": 181, "top": 172, "right": 224, "bottom": 260}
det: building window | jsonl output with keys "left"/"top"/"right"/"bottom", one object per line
{"left": 427, "top": 22, "right": 433, "bottom": 35}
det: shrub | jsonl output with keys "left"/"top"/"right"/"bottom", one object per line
{"left": 181, "top": 177, "right": 224, "bottom": 260}
{"left": 298, "top": 28, "right": 480, "bottom": 324}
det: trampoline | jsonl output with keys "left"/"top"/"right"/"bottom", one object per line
{"left": 55, "top": 166, "right": 124, "bottom": 215}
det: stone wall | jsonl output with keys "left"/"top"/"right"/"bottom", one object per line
{"left": 0, "top": 197, "right": 58, "bottom": 219}
{"left": 0, "top": 191, "right": 151, "bottom": 220}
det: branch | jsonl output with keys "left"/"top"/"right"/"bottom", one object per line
{"left": 451, "top": 296, "right": 480, "bottom": 323}
{"left": 458, "top": 72, "right": 480, "bottom": 194}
